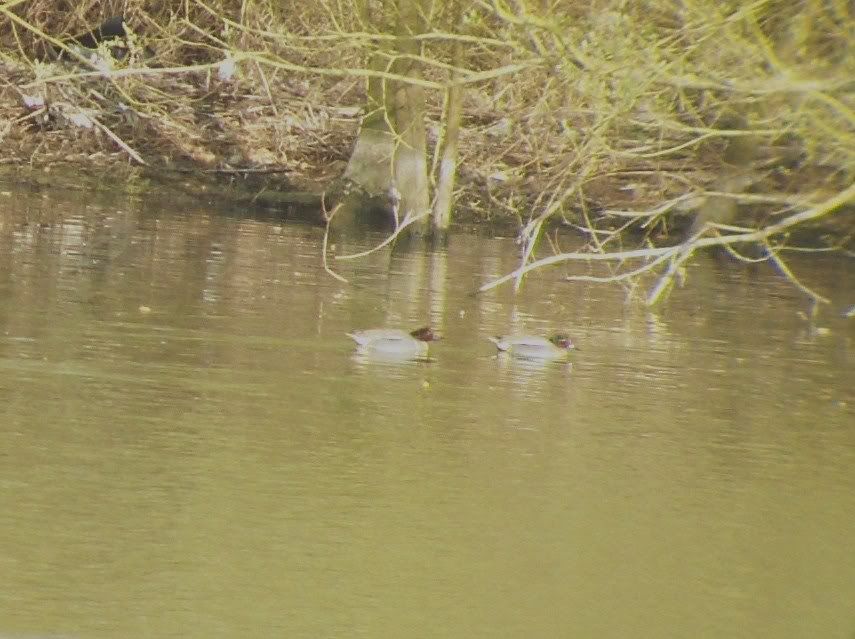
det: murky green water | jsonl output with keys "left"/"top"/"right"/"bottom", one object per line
{"left": 1, "top": 175, "right": 853, "bottom": 638}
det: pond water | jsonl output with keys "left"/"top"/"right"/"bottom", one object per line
{"left": 0, "top": 172, "right": 853, "bottom": 639}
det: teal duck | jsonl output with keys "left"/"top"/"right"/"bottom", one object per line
{"left": 347, "top": 326, "right": 441, "bottom": 358}
{"left": 488, "top": 334, "right": 576, "bottom": 360}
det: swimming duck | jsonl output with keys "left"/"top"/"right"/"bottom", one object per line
{"left": 347, "top": 326, "right": 441, "bottom": 358}
{"left": 488, "top": 334, "right": 576, "bottom": 360}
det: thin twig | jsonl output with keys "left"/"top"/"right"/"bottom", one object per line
{"left": 646, "top": 243, "right": 696, "bottom": 306}
{"left": 91, "top": 118, "right": 146, "bottom": 164}
{"left": 565, "top": 251, "right": 675, "bottom": 284}
{"left": 334, "top": 210, "right": 428, "bottom": 261}
{"left": 321, "top": 199, "right": 348, "bottom": 283}
{"left": 764, "top": 244, "right": 830, "bottom": 305}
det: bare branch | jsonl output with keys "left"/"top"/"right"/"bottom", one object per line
{"left": 479, "top": 183, "right": 855, "bottom": 301}
{"left": 334, "top": 210, "right": 429, "bottom": 261}
{"left": 764, "top": 245, "right": 830, "bottom": 305}
{"left": 321, "top": 200, "right": 348, "bottom": 283}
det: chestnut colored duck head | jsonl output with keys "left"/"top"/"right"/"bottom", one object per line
{"left": 547, "top": 334, "right": 575, "bottom": 350}
{"left": 408, "top": 326, "right": 442, "bottom": 342}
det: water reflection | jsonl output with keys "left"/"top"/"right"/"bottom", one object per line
{"left": 0, "top": 174, "right": 854, "bottom": 639}
{"left": 493, "top": 351, "right": 573, "bottom": 389}
{"left": 350, "top": 349, "right": 436, "bottom": 370}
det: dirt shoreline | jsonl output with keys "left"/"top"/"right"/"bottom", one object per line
{"left": 0, "top": 53, "right": 851, "bottom": 243}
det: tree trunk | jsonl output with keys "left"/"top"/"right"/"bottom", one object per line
{"left": 341, "top": 0, "right": 429, "bottom": 235}
{"left": 432, "top": 11, "right": 464, "bottom": 232}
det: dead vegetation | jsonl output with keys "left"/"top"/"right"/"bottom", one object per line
{"left": 1, "top": 0, "right": 853, "bottom": 304}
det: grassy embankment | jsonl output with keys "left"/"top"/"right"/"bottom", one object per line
{"left": 1, "top": 1, "right": 852, "bottom": 302}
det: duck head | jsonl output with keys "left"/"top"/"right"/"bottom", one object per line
{"left": 410, "top": 327, "right": 441, "bottom": 342}
{"left": 549, "top": 334, "right": 576, "bottom": 350}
